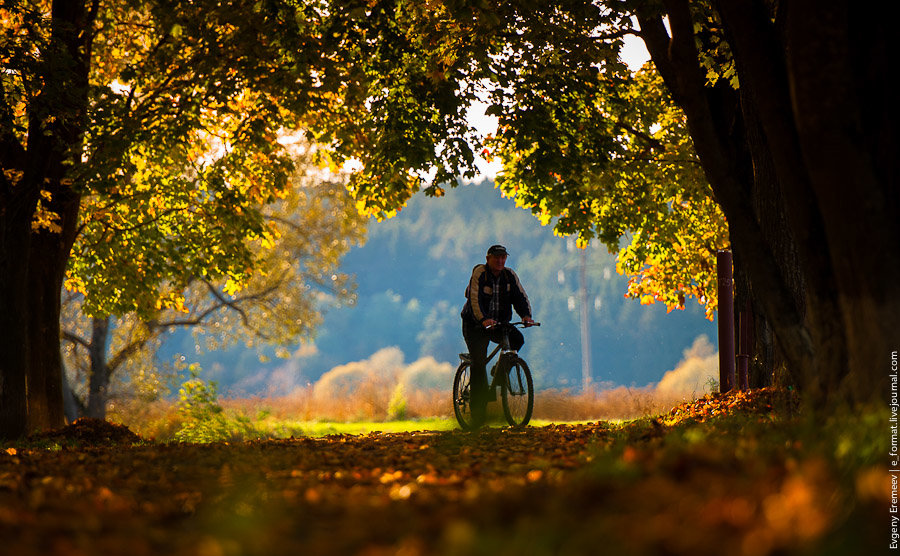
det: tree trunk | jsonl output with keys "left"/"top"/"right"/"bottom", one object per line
{"left": 26, "top": 187, "right": 81, "bottom": 431}
{"left": 636, "top": 1, "right": 816, "bottom": 387}
{"left": 635, "top": 0, "right": 898, "bottom": 406}
{"left": 782, "top": 1, "right": 900, "bottom": 404}
{"left": 0, "top": 0, "right": 95, "bottom": 438}
{"left": 0, "top": 203, "right": 37, "bottom": 439}
{"left": 61, "top": 364, "right": 85, "bottom": 423}
{"left": 717, "top": 0, "right": 899, "bottom": 405}
{"left": 86, "top": 316, "right": 112, "bottom": 419}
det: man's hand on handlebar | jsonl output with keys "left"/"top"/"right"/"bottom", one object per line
{"left": 483, "top": 318, "right": 537, "bottom": 329}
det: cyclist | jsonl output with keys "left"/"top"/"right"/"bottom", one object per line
{"left": 460, "top": 244, "right": 534, "bottom": 424}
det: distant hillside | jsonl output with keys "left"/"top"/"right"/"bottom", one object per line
{"left": 180, "top": 179, "right": 717, "bottom": 394}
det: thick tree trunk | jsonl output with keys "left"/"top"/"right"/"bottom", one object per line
{"left": 0, "top": 205, "right": 37, "bottom": 439}
{"left": 783, "top": 1, "right": 900, "bottom": 404}
{"left": 0, "top": 0, "right": 95, "bottom": 438}
{"left": 716, "top": 0, "right": 899, "bottom": 405}
{"left": 636, "top": 0, "right": 898, "bottom": 406}
{"left": 636, "top": 1, "right": 816, "bottom": 386}
{"left": 26, "top": 187, "right": 81, "bottom": 431}
{"left": 86, "top": 316, "right": 112, "bottom": 419}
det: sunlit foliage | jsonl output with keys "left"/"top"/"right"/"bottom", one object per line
{"left": 60, "top": 146, "right": 366, "bottom": 412}
{"left": 317, "top": 1, "right": 728, "bottom": 318}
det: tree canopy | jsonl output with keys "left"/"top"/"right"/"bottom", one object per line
{"left": 310, "top": 1, "right": 727, "bottom": 317}
{"left": 0, "top": 0, "right": 370, "bottom": 437}
{"left": 313, "top": 0, "right": 897, "bottom": 406}
{"left": 61, "top": 145, "right": 366, "bottom": 418}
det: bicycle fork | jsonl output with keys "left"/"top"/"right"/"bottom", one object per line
{"left": 488, "top": 349, "right": 518, "bottom": 396}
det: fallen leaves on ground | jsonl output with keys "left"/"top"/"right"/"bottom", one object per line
{"left": 0, "top": 388, "right": 886, "bottom": 555}
{"left": 662, "top": 387, "right": 801, "bottom": 424}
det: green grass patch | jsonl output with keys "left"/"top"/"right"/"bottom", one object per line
{"left": 283, "top": 418, "right": 459, "bottom": 437}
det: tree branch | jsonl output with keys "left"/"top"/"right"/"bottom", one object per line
{"left": 61, "top": 330, "right": 91, "bottom": 350}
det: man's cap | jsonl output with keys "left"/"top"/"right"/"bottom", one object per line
{"left": 487, "top": 244, "right": 508, "bottom": 256}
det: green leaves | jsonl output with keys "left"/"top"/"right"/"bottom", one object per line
{"left": 174, "top": 366, "right": 233, "bottom": 443}
{"left": 64, "top": 0, "right": 338, "bottom": 318}
{"left": 491, "top": 60, "right": 727, "bottom": 317}
{"left": 308, "top": 1, "right": 726, "bottom": 315}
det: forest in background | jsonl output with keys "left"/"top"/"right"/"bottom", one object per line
{"left": 163, "top": 179, "right": 718, "bottom": 398}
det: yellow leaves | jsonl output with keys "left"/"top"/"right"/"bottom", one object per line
{"left": 354, "top": 198, "right": 375, "bottom": 217}
{"left": 538, "top": 210, "right": 552, "bottom": 226}
{"left": 223, "top": 278, "right": 243, "bottom": 297}
{"left": 64, "top": 275, "right": 88, "bottom": 295}
{"left": 3, "top": 168, "right": 24, "bottom": 187}
{"left": 155, "top": 293, "right": 188, "bottom": 313}
{"left": 31, "top": 190, "right": 63, "bottom": 234}
{"left": 640, "top": 294, "right": 655, "bottom": 305}
{"left": 259, "top": 230, "right": 279, "bottom": 251}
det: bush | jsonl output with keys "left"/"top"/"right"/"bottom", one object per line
{"left": 387, "top": 383, "right": 408, "bottom": 421}
{"left": 174, "top": 367, "right": 233, "bottom": 443}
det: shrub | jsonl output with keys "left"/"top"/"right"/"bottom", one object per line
{"left": 174, "top": 367, "right": 233, "bottom": 443}
{"left": 387, "top": 383, "right": 409, "bottom": 420}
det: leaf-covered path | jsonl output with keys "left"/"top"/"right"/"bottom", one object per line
{"left": 0, "top": 390, "right": 886, "bottom": 555}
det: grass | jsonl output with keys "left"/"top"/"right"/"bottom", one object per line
{"left": 271, "top": 417, "right": 459, "bottom": 437}
{"left": 104, "top": 382, "right": 700, "bottom": 442}
{"left": 286, "top": 418, "right": 609, "bottom": 437}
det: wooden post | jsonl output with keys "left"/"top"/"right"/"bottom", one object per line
{"left": 737, "top": 301, "right": 751, "bottom": 390}
{"left": 717, "top": 250, "right": 735, "bottom": 393}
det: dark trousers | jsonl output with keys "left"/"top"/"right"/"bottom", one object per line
{"left": 461, "top": 319, "right": 524, "bottom": 420}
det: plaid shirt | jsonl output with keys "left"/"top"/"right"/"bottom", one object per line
{"left": 488, "top": 273, "right": 501, "bottom": 321}
{"left": 461, "top": 264, "right": 532, "bottom": 324}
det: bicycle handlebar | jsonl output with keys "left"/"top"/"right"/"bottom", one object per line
{"left": 485, "top": 320, "right": 541, "bottom": 329}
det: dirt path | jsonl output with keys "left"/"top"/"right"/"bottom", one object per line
{"left": 0, "top": 391, "right": 886, "bottom": 555}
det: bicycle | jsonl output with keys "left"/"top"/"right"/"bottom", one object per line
{"left": 453, "top": 321, "right": 540, "bottom": 430}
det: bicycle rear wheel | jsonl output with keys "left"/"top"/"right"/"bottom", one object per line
{"left": 452, "top": 362, "right": 476, "bottom": 430}
{"left": 501, "top": 357, "right": 534, "bottom": 427}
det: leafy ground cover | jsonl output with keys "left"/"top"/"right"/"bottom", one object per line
{"left": 0, "top": 388, "right": 887, "bottom": 555}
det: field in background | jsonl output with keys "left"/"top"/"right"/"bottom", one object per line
{"left": 107, "top": 383, "right": 705, "bottom": 442}
{"left": 108, "top": 335, "right": 717, "bottom": 442}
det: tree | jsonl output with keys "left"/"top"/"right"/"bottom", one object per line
{"left": 490, "top": 62, "right": 729, "bottom": 320}
{"left": 61, "top": 146, "right": 366, "bottom": 419}
{"left": 628, "top": 0, "right": 898, "bottom": 404}
{"left": 312, "top": 1, "right": 726, "bottom": 315}
{"left": 316, "top": 0, "right": 896, "bottom": 406}
{"left": 0, "top": 0, "right": 359, "bottom": 438}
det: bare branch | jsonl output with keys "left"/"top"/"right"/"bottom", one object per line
{"left": 61, "top": 330, "right": 91, "bottom": 350}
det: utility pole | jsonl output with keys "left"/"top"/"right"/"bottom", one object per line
{"left": 579, "top": 248, "right": 592, "bottom": 393}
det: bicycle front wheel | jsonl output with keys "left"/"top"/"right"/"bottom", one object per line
{"left": 501, "top": 357, "right": 534, "bottom": 427}
{"left": 452, "top": 361, "right": 476, "bottom": 430}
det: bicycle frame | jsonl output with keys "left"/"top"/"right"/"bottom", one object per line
{"left": 459, "top": 321, "right": 534, "bottom": 392}
{"left": 454, "top": 321, "right": 539, "bottom": 429}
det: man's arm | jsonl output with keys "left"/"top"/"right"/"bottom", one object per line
{"left": 468, "top": 265, "right": 487, "bottom": 324}
{"left": 508, "top": 269, "right": 533, "bottom": 321}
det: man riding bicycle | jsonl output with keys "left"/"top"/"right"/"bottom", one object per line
{"left": 460, "top": 244, "right": 534, "bottom": 424}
